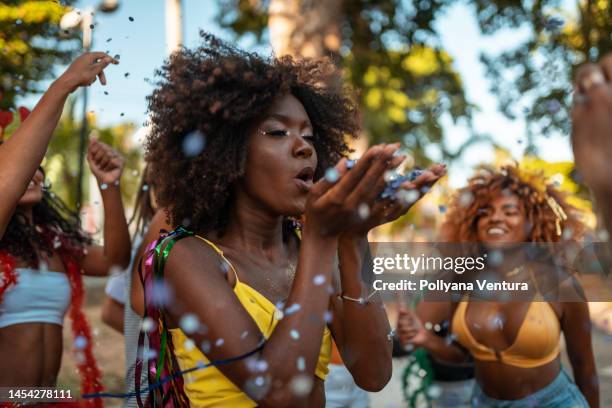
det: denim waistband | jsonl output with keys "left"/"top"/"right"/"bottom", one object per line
{"left": 472, "top": 369, "right": 589, "bottom": 407}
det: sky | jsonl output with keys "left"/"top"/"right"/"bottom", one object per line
{"left": 22, "top": 0, "right": 575, "bottom": 187}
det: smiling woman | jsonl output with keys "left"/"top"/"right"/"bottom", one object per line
{"left": 399, "top": 165, "right": 599, "bottom": 408}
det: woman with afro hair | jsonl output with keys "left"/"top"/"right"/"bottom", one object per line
{"left": 0, "top": 53, "right": 131, "bottom": 404}
{"left": 398, "top": 165, "right": 599, "bottom": 407}
{"left": 130, "top": 32, "right": 445, "bottom": 407}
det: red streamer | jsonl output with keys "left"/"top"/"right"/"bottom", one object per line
{"left": 0, "top": 231, "right": 104, "bottom": 407}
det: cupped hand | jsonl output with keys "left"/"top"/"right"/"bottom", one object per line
{"left": 305, "top": 143, "right": 446, "bottom": 237}
{"left": 396, "top": 307, "right": 429, "bottom": 348}
{"left": 304, "top": 143, "right": 400, "bottom": 236}
{"left": 351, "top": 162, "right": 446, "bottom": 234}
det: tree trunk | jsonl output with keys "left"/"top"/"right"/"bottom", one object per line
{"left": 268, "top": 0, "right": 342, "bottom": 61}
{"left": 267, "top": 0, "right": 369, "bottom": 155}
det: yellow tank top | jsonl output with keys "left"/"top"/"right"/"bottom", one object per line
{"left": 170, "top": 236, "right": 332, "bottom": 407}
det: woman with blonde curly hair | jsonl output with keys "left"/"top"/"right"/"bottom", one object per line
{"left": 399, "top": 165, "right": 598, "bottom": 407}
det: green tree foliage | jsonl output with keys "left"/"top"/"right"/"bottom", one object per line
{"left": 43, "top": 98, "right": 142, "bottom": 211}
{"left": 216, "top": 0, "right": 482, "bottom": 163}
{"left": 471, "top": 0, "right": 612, "bottom": 147}
{"left": 0, "top": 0, "right": 79, "bottom": 109}
{"left": 3, "top": 98, "right": 143, "bottom": 212}
{"left": 219, "top": 1, "right": 611, "bottom": 156}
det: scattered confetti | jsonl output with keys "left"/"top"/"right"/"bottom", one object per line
{"left": 100, "top": 183, "right": 108, "bottom": 190}
{"left": 493, "top": 316, "right": 504, "bottom": 329}
{"left": 597, "top": 229, "right": 610, "bottom": 241}
{"left": 427, "top": 384, "right": 442, "bottom": 399}
{"left": 290, "top": 375, "right": 313, "bottom": 397}
{"left": 143, "top": 349, "right": 157, "bottom": 360}
{"left": 290, "top": 330, "right": 300, "bottom": 340}
{"left": 141, "top": 317, "right": 156, "bottom": 333}
{"left": 313, "top": 274, "right": 326, "bottom": 286}
{"left": 424, "top": 322, "right": 433, "bottom": 330}
{"left": 255, "top": 360, "right": 268, "bottom": 372}
{"left": 75, "top": 351, "right": 86, "bottom": 365}
{"left": 183, "top": 339, "right": 195, "bottom": 351}
{"left": 74, "top": 336, "right": 87, "bottom": 350}
{"left": 324, "top": 168, "right": 339, "bottom": 183}
{"left": 397, "top": 189, "right": 420, "bottom": 205}
{"left": 142, "top": 184, "right": 150, "bottom": 192}
{"left": 150, "top": 280, "right": 173, "bottom": 306}
{"left": 179, "top": 313, "right": 200, "bottom": 334}
{"left": 215, "top": 338, "right": 224, "bottom": 347}
{"left": 459, "top": 191, "right": 474, "bottom": 207}
{"left": 323, "top": 310, "right": 333, "bottom": 323}
{"left": 182, "top": 130, "right": 206, "bottom": 157}
{"left": 489, "top": 250, "right": 503, "bottom": 266}
{"left": 285, "top": 303, "right": 301, "bottom": 316}
{"left": 384, "top": 170, "right": 399, "bottom": 183}
{"left": 358, "top": 203, "right": 370, "bottom": 219}
{"left": 244, "top": 375, "right": 270, "bottom": 400}
{"left": 297, "top": 357, "right": 306, "bottom": 372}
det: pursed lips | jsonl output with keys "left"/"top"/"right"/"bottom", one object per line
{"left": 294, "top": 166, "right": 314, "bottom": 191}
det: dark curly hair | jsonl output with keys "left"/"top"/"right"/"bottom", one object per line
{"left": 441, "top": 165, "right": 586, "bottom": 243}
{"left": 128, "top": 164, "right": 157, "bottom": 236}
{"left": 0, "top": 168, "right": 92, "bottom": 266}
{"left": 145, "top": 32, "right": 360, "bottom": 235}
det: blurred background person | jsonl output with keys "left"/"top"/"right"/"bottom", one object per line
{"left": 401, "top": 165, "right": 598, "bottom": 407}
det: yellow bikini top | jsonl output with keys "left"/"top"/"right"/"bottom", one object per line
{"left": 170, "top": 235, "right": 332, "bottom": 408}
{"left": 451, "top": 272, "right": 560, "bottom": 369}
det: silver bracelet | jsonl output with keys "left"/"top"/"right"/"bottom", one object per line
{"left": 338, "top": 290, "right": 378, "bottom": 305}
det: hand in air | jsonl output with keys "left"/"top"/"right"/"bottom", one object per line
{"left": 56, "top": 52, "right": 119, "bottom": 93}
{"left": 571, "top": 54, "right": 612, "bottom": 194}
{"left": 87, "top": 138, "right": 125, "bottom": 186}
{"left": 396, "top": 306, "right": 429, "bottom": 348}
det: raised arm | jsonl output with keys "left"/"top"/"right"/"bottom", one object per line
{"left": 571, "top": 55, "right": 612, "bottom": 237}
{"left": 81, "top": 139, "right": 131, "bottom": 275}
{"left": 328, "top": 144, "right": 446, "bottom": 389}
{"left": 0, "top": 52, "right": 118, "bottom": 237}
{"left": 560, "top": 275, "right": 599, "bottom": 408}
